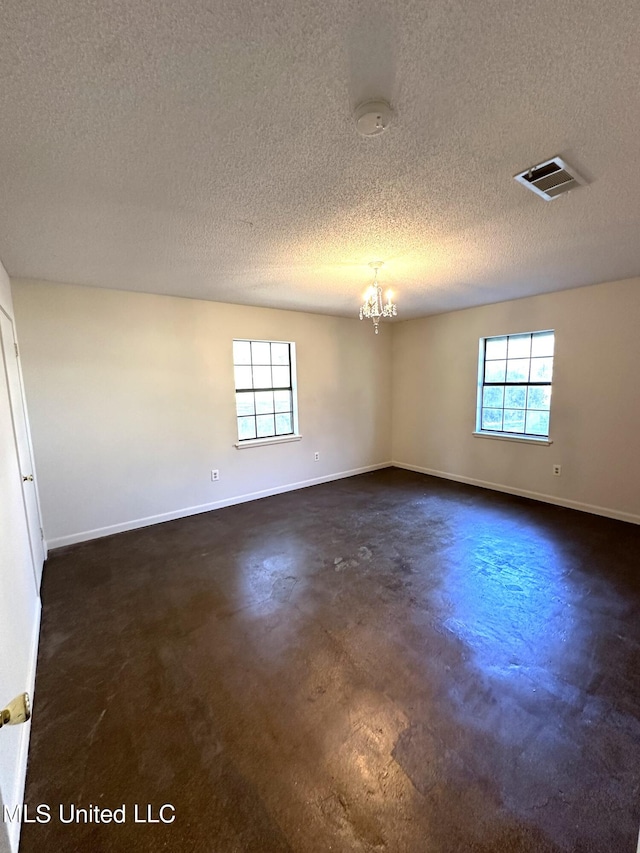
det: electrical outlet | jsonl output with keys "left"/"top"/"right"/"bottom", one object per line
{"left": 314, "top": 451, "right": 319, "bottom": 461}
{"left": 211, "top": 469, "right": 220, "bottom": 481}
{"left": 553, "top": 464, "right": 561, "bottom": 476}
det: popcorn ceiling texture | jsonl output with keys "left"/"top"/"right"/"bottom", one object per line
{"left": 1, "top": 0, "right": 640, "bottom": 318}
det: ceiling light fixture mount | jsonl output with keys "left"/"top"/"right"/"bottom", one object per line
{"left": 353, "top": 100, "right": 392, "bottom": 137}
{"left": 359, "top": 261, "right": 397, "bottom": 334}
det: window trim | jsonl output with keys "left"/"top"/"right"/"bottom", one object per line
{"left": 472, "top": 431, "right": 552, "bottom": 446}
{"left": 476, "top": 330, "right": 554, "bottom": 440}
{"left": 233, "top": 434, "right": 303, "bottom": 450}
{"left": 233, "top": 338, "right": 299, "bottom": 443}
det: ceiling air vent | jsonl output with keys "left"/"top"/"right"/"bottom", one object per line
{"left": 514, "top": 156, "right": 586, "bottom": 201}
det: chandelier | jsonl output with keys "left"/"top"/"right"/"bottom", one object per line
{"left": 359, "top": 261, "right": 397, "bottom": 334}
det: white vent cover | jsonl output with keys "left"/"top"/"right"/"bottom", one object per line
{"left": 514, "top": 157, "right": 586, "bottom": 201}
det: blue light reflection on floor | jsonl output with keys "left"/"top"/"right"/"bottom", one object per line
{"left": 437, "top": 515, "right": 579, "bottom": 676}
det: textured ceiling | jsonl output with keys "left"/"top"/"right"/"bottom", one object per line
{"left": 2, "top": 0, "right": 640, "bottom": 318}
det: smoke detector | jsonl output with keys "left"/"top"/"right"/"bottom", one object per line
{"left": 354, "top": 100, "right": 392, "bottom": 137}
{"left": 514, "top": 156, "right": 586, "bottom": 201}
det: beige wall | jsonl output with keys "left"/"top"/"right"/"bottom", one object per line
{"left": 0, "top": 262, "right": 12, "bottom": 310}
{"left": 12, "top": 274, "right": 640, "bottom": 548}
{"left": 391, "top": 277, "right": 640, "bottom": 522}
{"left": 12, "top": 280, "right": 392, "bottom": 546}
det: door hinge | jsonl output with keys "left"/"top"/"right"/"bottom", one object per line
{"left": 0, "top": 693, "right": 31, "bottom": 728}
{"left": 14, "top": 342, "right": 19, "bottom": 358}
{"left": 40, "top": 527, "right": 44, "bottom": 540}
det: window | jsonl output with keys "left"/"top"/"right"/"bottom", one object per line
{"left": 477, "top": 330, "right": 554, "bottom": 438}
{"left": 233, "top": 339, "right": 297, "bottom": 442}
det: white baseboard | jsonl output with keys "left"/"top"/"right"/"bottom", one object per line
{"left": 8, "top": 599, "right": 41, "bottom": 853}
{"left": 392, "top": 461, "right": 640, "bottom": 525}
{"left": 47, "top": 462, "right": 393, "bottom": 549}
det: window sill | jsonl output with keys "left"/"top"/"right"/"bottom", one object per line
{"left": 234, "top": 434, "right": 303, "bottom": 450}
{"left": 473, "top": 431, "right": 552, "bottom": 446}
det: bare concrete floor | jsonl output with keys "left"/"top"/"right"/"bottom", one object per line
{"left": 21, "top": 469, "right": 640, "bottom": 852}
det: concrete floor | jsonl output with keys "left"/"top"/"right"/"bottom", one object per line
{"left": 21, "top": 469, "right": 640, "bottom": 852}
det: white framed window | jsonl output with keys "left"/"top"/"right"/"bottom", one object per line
{"left": 477, "top": 330, "right": 555, "bottom": 439}
{"left": 233, "top": 339, "right": 298, "bottom": 443}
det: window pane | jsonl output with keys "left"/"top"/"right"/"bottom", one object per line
{"left": 485, "top": 360, "right": 506, "bottom": 382}
{"left": 531, "top": 331, "right": 555, "bottom": 357}
{"left": 506, "top": 359, "right": 530, "bottom": 382}
{"left": 482, "top": 386, "right": 504, "bottom": 408}
{"left": 525, "top": 410, "right": 550, "bottom": 436}
{"left": 275, "top": 413, "right": 293, "bottom": 435}
{"left": 251, "top": 341, "right": 271, "bottom": 364}
{"left": 255, "top": 390, "right": 274, "bottom": 414}
{"left": 485, "top": 337, "right": 507, "bottom": 360}
{"left": 503, "top": 409, "right": 526, "bottom": 433}
{"left": 271, "top": 343, "right": 290, "bottom": 365}
{"left": 481, "top": 408, "right": 503, "bottom": 430}
{"left": 238, "top": 416, "right": 256, "bottom": 440}
{"left": 235, "top": 392, "right": 255, "bottom": 416}
{"left": 235, "top": 338, "right": 296, "bottom": 442}
{"left": 234, "top": 365, "right": 252, "bottom": 390}
{"left": 274, "top": 390, "right": 292, "bottom": 413}
{"left": 252, "top": 365, "right": 272, "bottom": 388}
{"left": 504, "top": 386, "right": 526, "bottom": 409}
{"left": 479, "top": 330, "right": 554, "bottom": 438}
{"left": 527, "top": 386, "right": 551, "bottom": 410}
{"left": 256, "top": 414, "right": 275, "bottom": 438}
{"left": 507, "top": 334, "right": 531, "bottom": 359}
{"left": 272, "top": 365, "right": 291, "bottom": 388}
{"left": 530, "top": 357, "right": 553, "bottom": 382}
{"left": 233, "top": 340, "right": 251, "bottom": 365}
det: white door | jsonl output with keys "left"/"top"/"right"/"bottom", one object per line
{"left": 0, "top": 789, "right": 10, "bottom": 853}
{"left": 0, "top": 313, "right": 40, "bottom": 852}
{"left": 0, "top": 308, "right": 44, "bottom": 589}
